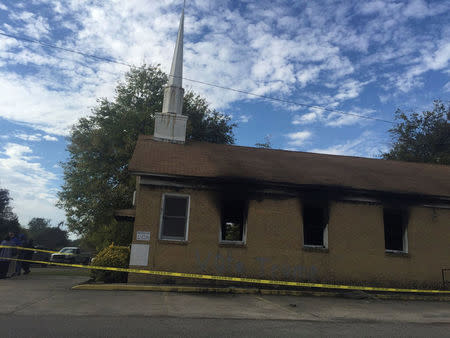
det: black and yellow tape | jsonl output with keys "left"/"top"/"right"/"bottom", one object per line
{"left": 0, "top": 245, "right": 74, "bottom": 255}
{"left": 2, "top": 246, "right": 449, "bottom": 294}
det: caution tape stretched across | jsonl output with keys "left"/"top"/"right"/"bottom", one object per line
{"left": 0, "top": 245, "right": 74, "bottom": 255}
{"left": 2, "top": 254, "right": 450, "bottom": 294}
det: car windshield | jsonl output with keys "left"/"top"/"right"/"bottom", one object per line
{"left": 59, "top": 248, "right": 76, "bottom": 253}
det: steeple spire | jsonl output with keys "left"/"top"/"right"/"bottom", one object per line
{"left": 153, "top": 3, "right": 188, "bottom": 143}
{"left": 168, "top": 3, "right": 184, "bottom": 87}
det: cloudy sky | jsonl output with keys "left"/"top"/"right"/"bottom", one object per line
{"left": 0, "top": 0, "right": 449, "bottom": 228}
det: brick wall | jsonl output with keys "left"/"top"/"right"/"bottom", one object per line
{"left": 128, "top": 185, "right": 450, "bottom": 289}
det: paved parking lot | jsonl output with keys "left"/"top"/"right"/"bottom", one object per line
{"left": 1, "top": 268, "right": 450, "bottom": 337}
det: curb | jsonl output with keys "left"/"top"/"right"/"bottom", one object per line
{"left": 72, "top": 284, "right": 450, "bottom": 301}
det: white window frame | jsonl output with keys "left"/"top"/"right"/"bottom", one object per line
{"left": 159, "top": 193, "right": 190, "bottom": 241}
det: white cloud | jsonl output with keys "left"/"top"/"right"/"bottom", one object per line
{"left": 333, "top": 80, "right": 369, "bottom": 102}
{"left": 444, "top": 82, "right": 450, "bottom": 92}
{"left": 238, "top": 114, "right": 251, "bottom": 123}
{"left": 309, "top": 131, "right": 388, "bottom": 157}
{"left": 396, "top": 42, "right": 450, "bottom": 92}
{"left": 325, "top": 108, "right": 375, "bottom": 127}
{"left": 292, "top": 107, "right": 324, "bottom": 125}
{"left": 285, "top": 130, "right": 313, "bottom": 147}
{"left": 9, "top": 11, "right": 50, "bottom": 39}
{"left": 0, "top": 143, "right": 65, "bottom": 225}
{"left": 403, "top": 0, "right": 449, "bottom": 19}
{"left": 291, "top": 106, "right": 375, "bottom": 127}
{"left": 0, "top": 3, "right": 7, "bottom": 11}
{"left": 13, "top": 133, "right": 59, "bottom": 142}
{"left": 15, "top": 133, "right": 42, "bottom": 141}
{"left": 0, "top": 71, "right": 117, "bottom": 135}
{"left": 0, "top": 0, "right": 446, "bottom": 136}
{"left": 43, "top": 135, "right": 58, "bottom": 141}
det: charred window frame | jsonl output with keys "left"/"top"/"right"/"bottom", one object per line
{"left": 220, "top": 199, "right": 248, "bottom": 243}
{"left": 383, "top": 208, "right": 408, "bottom": 253}
{"left": 302, "top": 202, "right": 329, "bottom": 248}
{"left": 159, "top": 193, "right": 190, "bottom": 241}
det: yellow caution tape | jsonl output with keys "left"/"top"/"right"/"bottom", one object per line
{"left": 0, "top": 245, "right": 74, "bottom": 255}
{"left": 2, "top": 256, "right": 450, "bottom": 294}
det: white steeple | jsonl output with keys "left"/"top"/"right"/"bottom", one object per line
{"left": 167, "top": 5, "right": 184, "bottom": 88}
{"left": 154, "top": 2, "right": 188, "bottom": 143}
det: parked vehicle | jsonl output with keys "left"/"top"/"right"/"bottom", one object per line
{"left": 50, "top": 247, "right": 90, "bottom": 265}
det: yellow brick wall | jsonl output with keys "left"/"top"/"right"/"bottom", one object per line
{"left": 128, "top": 185, "right": 450, "bottom": 288}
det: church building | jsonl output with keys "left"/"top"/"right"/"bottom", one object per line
{"left": 121, "top": 7, "right": 450, "bottom": 289}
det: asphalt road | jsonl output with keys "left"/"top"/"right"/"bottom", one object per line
{"left": 1, "top": 315, "right": 449, "bottom": 337}
{"left": 1, "top": 268, "right": 449, "bottom": 337}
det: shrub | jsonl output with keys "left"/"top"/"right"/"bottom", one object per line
{"left": 90, "top": 244, "right": 130, "bottom": 283}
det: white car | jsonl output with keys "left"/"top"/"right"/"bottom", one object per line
{"left": 50, "top": 247, "right": 90, "bottom": 265}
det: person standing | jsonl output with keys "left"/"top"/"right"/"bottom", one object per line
{"left": 7, "top": 232, "right": 18, "bottom": 277}
{"left": 15, "top": 233, "right": 25, "bottom": 276}
{"left": 0, "top": 235, "right": 14, "bottom": 278}
{"left": 21, "top": 238, "right": 34, "bottom": 275}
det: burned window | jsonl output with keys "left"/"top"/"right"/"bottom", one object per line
{"left": 221, "top": 199, "right": 247, "bottom": 242}
{"left": 384, "top": 209, "right": 407, "bottom": 252}
{"left": 303, "top": 203, "right": 328, "bottom": 247}
{"left": 160, "top": 194, "right": 189, "bottom": 240}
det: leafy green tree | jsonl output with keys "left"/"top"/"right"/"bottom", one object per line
{"left": 0, "top": 188, "right": 21, "bottom": 240}
{"left": 28, "top": 217, "right": 51, "bottom": 235}
{"left": 382, "top": 100, "right": 449, "bottom": 165}
{"left": 27, "top": 217, "right": 69, "bottom": 250}
{"left": 58, "top": 65, "right": 236, "bottom": 249}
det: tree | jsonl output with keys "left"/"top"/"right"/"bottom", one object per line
{"left": 58, "top": 65, "right": 237, "bottom": 249}
{"left": 27, "top": 217, "right": 69, "bottom": 250}
{"left": 382, "top": 100, "right": 450, "bottom": 165}
{"left": 28, "top": 217, "right": 51, "bottom": 234}
{"left": 255, "top": 135, "right": 272, "bottom": 149}
{"left": 0, "top": 188, "right": 21, "bottom": 240}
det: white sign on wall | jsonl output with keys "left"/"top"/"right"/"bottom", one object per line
{"left": 129, "top": 244, "right": 149, "bottom": 266}
{"left": 136, "top": 231, "right": 151, "bottom": 241}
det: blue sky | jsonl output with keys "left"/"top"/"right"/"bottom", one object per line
{"left": 0, "top": 0, "right": 449, "bottom": 230}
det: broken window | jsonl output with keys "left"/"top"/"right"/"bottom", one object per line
{"left": 384, "top": 208, "right": 408, "bottom": 252}
{"left": 160, "top": 194, "right": 190, "bottom": 240}
{"left": 303, "top": 203, "right": 328, "bottom": 247}
{"left": 221, "top": 199, "right": 247, "bottom": 242}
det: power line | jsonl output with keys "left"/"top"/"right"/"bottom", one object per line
{"left": 179, "top": 76, "right": 394, "bottom": 124}
{"left": 0, "top": 31, "right": 394, "bottom": 124}
{"left": 0, "top": 32, "right": 130, "bottom": 67}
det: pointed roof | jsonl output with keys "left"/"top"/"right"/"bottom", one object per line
{"left": 168, "top": 5, "right": 184, "bottom": 88}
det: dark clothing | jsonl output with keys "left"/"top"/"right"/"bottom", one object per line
{"left": 0, "top": 239, "right": 13, "bottom": 278}
{"left": 21, "top": 240, "right": 34, "bottom": 274}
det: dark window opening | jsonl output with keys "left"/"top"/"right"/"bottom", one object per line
{"left": 161, "top": 195, "right": 189, "bottom": 240}
{"left": 303, "top": 204, "right": 328, "bottom": 247}
{"left": 221, "top": 200, "right": 246, "bottom": 242}
{"left": 384, "top": 209, "right": 406, "bottom": 252}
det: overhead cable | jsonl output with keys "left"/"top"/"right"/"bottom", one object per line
{"left": 0, "top": 31, "right": 393, "bottom": 124}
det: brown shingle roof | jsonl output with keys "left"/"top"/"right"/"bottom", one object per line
{"left": 129, "top": 136, "right": 450, "bottom": 198}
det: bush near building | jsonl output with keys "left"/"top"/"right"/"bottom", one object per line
{"left": 90, "top": 244, "right": 130, "bottom": 283}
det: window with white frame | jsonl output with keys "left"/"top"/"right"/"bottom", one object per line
{"left": 383, "top": 208, "right": 408, "bottom": 252}
{"left": 303, "top": 203, "right": 329, "bottom": 248}
{"left": 159, "top": 194, "right": 190, "bottom": 240}
{"left": 220, "top": 199, "right": 247, "bottom": 243}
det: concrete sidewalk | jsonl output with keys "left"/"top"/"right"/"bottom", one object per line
{"left": 0, "top": 270, "right": 449, "bottom": 324}
{"left": 73, "top": 282, "right": 450, "bottom": 301}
